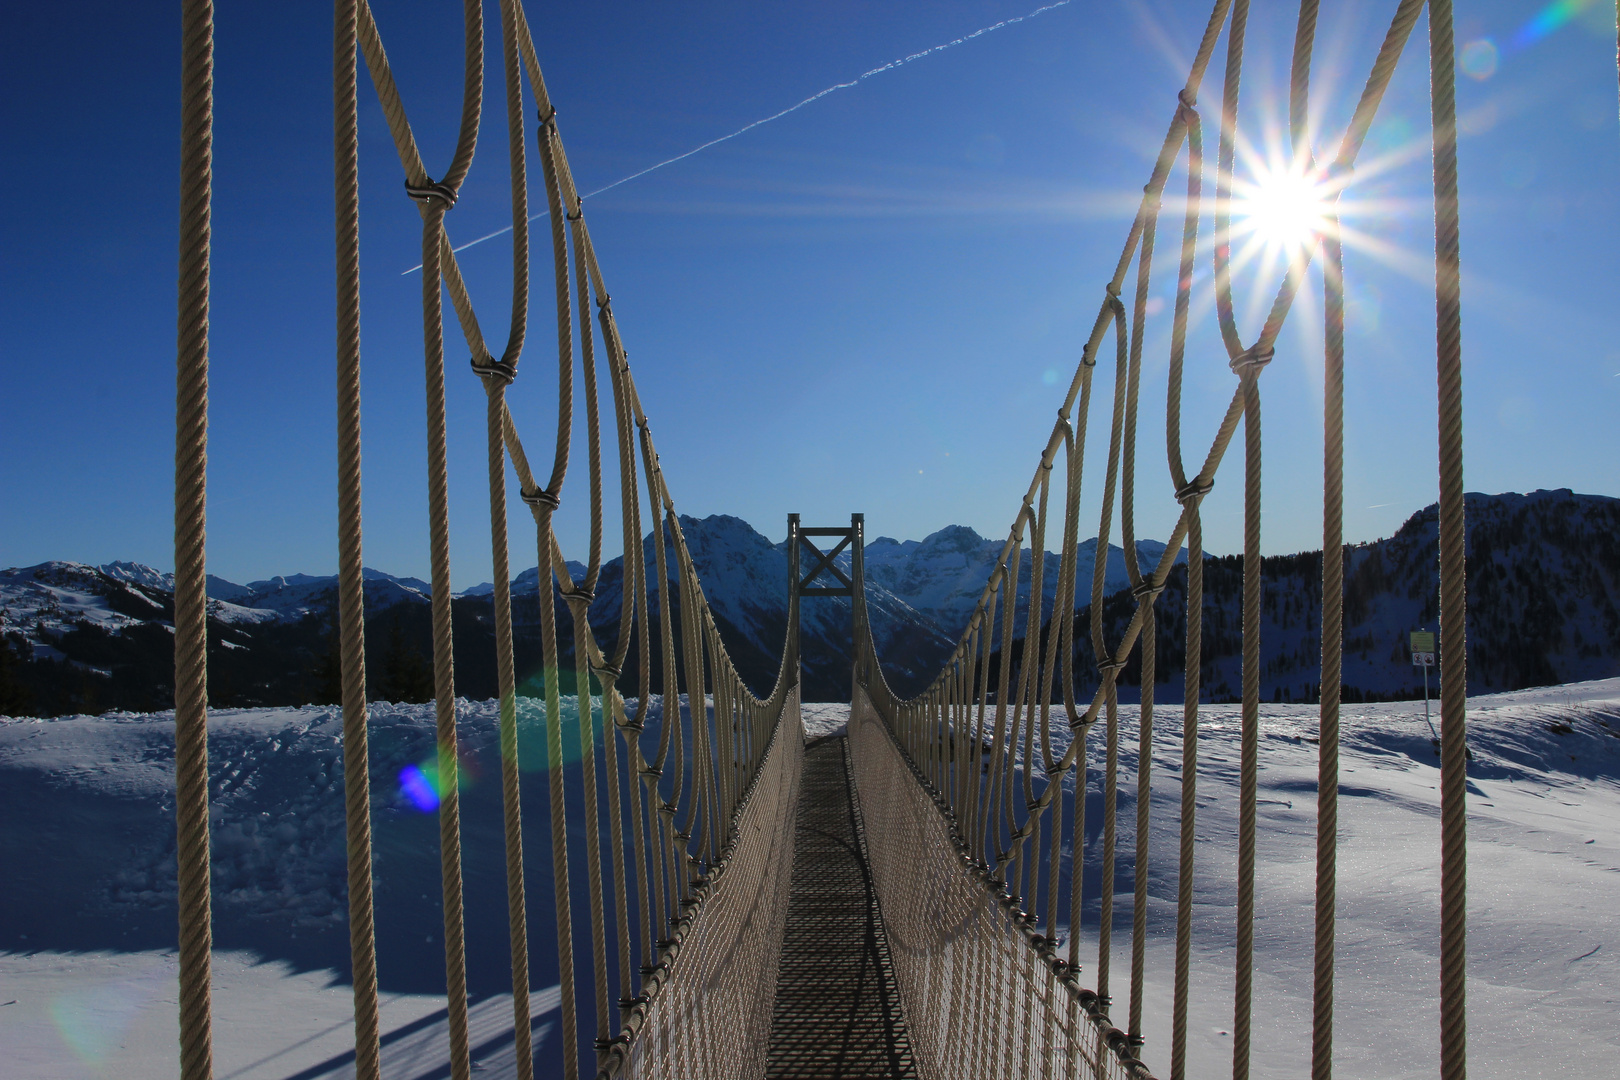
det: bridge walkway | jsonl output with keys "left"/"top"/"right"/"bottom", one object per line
{"left": 765, "top": 732, "right": 918, "bottom": 1078}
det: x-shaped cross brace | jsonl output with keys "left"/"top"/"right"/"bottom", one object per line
{"left": 797, "top": 530, "right": 853, "bottom": 596}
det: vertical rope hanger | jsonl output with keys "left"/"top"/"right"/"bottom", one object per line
{"left": 1428, "top": 1, "right": 1470, "bottom": 1076}
{"left": 410, "top": 1, "right": 483, "bottom": 1072}
{"left": 174, "top": 1, "right": 214, "bottom": 1077}
{"left": 475, "top": 5, "right": 539, "bottom": 1076}
{"left": 333, "top": 1, "right": 382, "bottom": 1077}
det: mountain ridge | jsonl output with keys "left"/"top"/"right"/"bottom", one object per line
{"left": 4, "top": 489, "right": 1617, "bottom": 716}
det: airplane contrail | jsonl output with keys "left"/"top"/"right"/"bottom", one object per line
{"left": 405, "top": 0, "right": 1074, "bottom": 274}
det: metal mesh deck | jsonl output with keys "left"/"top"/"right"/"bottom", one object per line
{"left": 766, "top": 735, "right": 918, "bottom": 1079}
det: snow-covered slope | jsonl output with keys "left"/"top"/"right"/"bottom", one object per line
{"left": 233, "top": 567, "right": 435, "bottom": 621}
{"left": 0, "top": 562, "right": 277, "bottom": 648}
{"left": 2, "top": 681, "right": 1616, "bottom": 1078}
{"left": 1, "top": 561, "right": 439, "bottom": 646}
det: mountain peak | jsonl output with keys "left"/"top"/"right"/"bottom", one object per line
{"left": 916, "top": 524, "right": 988, "bottom": 554}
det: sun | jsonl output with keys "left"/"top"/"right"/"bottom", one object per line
{"left": 1234, "top": 163, "right": 1334, "bottom": 254}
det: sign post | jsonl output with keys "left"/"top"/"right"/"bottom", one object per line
{"left": 1411, "top": 629, "right": 1438, "bottom": 751}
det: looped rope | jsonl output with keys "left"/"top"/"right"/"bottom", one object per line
{"left": 404, "top": 178, "right": 458, "bottom": 208}
{"left": 470, "top": 355, "right": 516, "bottom": 385}
{"left": 1175, "top": 87, "right": 1199, "bottom": 127}
{"left": 1229, "top": 343, "right": 1275, "bottom": 375}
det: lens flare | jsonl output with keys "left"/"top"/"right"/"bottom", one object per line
{"left": 1459, "top": 39, "right": 1499, "bottom": 80}
{"left": 398, "top": 751, "right": 476, "bottom": 812}
{"left": 1512, "top": 0, "right": 1596, "bottom": 48}
{"left": 50, "top": 981, "right": 156, "bottom": 1063}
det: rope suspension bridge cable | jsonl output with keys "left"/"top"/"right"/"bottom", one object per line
{"left": 847, "top": 0, "right": 1465, "bottom": 1076}
{"left": 172, "top": 1, "right": 1468, "bottom": 1077}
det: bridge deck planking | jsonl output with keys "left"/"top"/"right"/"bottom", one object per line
{"left": 765, "top": 734, "right": 918, "bottom": 1079}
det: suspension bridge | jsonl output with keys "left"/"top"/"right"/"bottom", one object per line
{"left": 168, "top": 0, "right": 1477, "bottom": 1077}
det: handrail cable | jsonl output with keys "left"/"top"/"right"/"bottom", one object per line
{"left": 344, "top": 1, "right": 805, "bottom": 1076}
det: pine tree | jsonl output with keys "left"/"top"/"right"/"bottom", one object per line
{"left": 0, "top": 635, "right": 35, "bottom": 717}
{"left": 375, "top": 614, "right": 434, "bottom": 703}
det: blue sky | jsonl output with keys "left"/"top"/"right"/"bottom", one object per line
{"left": 4, "top": 0, "right": 1617, "bottom": 589}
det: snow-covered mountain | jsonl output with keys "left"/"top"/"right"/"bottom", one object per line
{"left": 1080, "top": 488, "right": 1620, "bottom": 703}
{"left": 1, "top": 561, "right": 437, "bottom": 644}
{"left": 462, "top": 514, "right": 955, "bottom": 698}
{"left": 460, "top": 516, "right": 1174, "bottom": 698}
{"left": 0, "top": 561, "right": 279, "bottom": 644}
{"left": 859, "top": 523, "right": 1180, "bottom": 640}
{"left": 5, "top": 490, "right": 1617, "bottom": 715}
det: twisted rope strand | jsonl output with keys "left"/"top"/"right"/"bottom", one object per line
{"left": 1430, "top": 2, "right": 1470, "bottom": 1076}
{"left": 175, "top": 2, "right": 213, "bottom": 1076}
{"left": 1312, "top": 214, "right": 1345, "bottom": 1080}
{"left": 421, "top": 200, "right": 473, "bottom": 1080}
{"left": 334, "top": 3, "right": 380, "bottom": 1076}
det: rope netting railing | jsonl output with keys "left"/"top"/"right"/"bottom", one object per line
{"left": 850, "top": 1, "right": 1468, "bottom": 1078}
{"left": 176, "top": 1, "right": 806, "bottom": 1078}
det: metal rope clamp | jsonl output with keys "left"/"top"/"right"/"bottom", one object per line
{"left": 521, "top": 486, "right": 560, "bottom": 511}
{"left": 536, "top": 105, "right": 557, "bottom": 130}
{"left": 1229, "top": 342, "right": 1275, "bottom": 376}
{"left": 1175, "top": 477, "right": 1214, "bottom": 507}
{"left": 1132, "top": 579, "right": 1164, "bottom": 602}
{"left": 404, "top": 178, "right": 457, "bottom": 209}
{"left": 469, "top": 354, "right": 516, "bottom": 385}
{"left": 1096, "top": 656, "right": 1127, "bottom": 676}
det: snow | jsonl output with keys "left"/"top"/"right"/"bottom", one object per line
{"left": 1, "top": 562, "right": 152, "bottom": 638}
{"left": 237, "top": 569, "right": 434, "bottom": 622}
{"left": 2, "top": 677, "right": 1616, "bottom": 1079}
{"left": 860, "top": 525, "right": 1181, "bottom": 639}
{"left": 2, "top": 948, "right": 560, "bottom": 1080}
